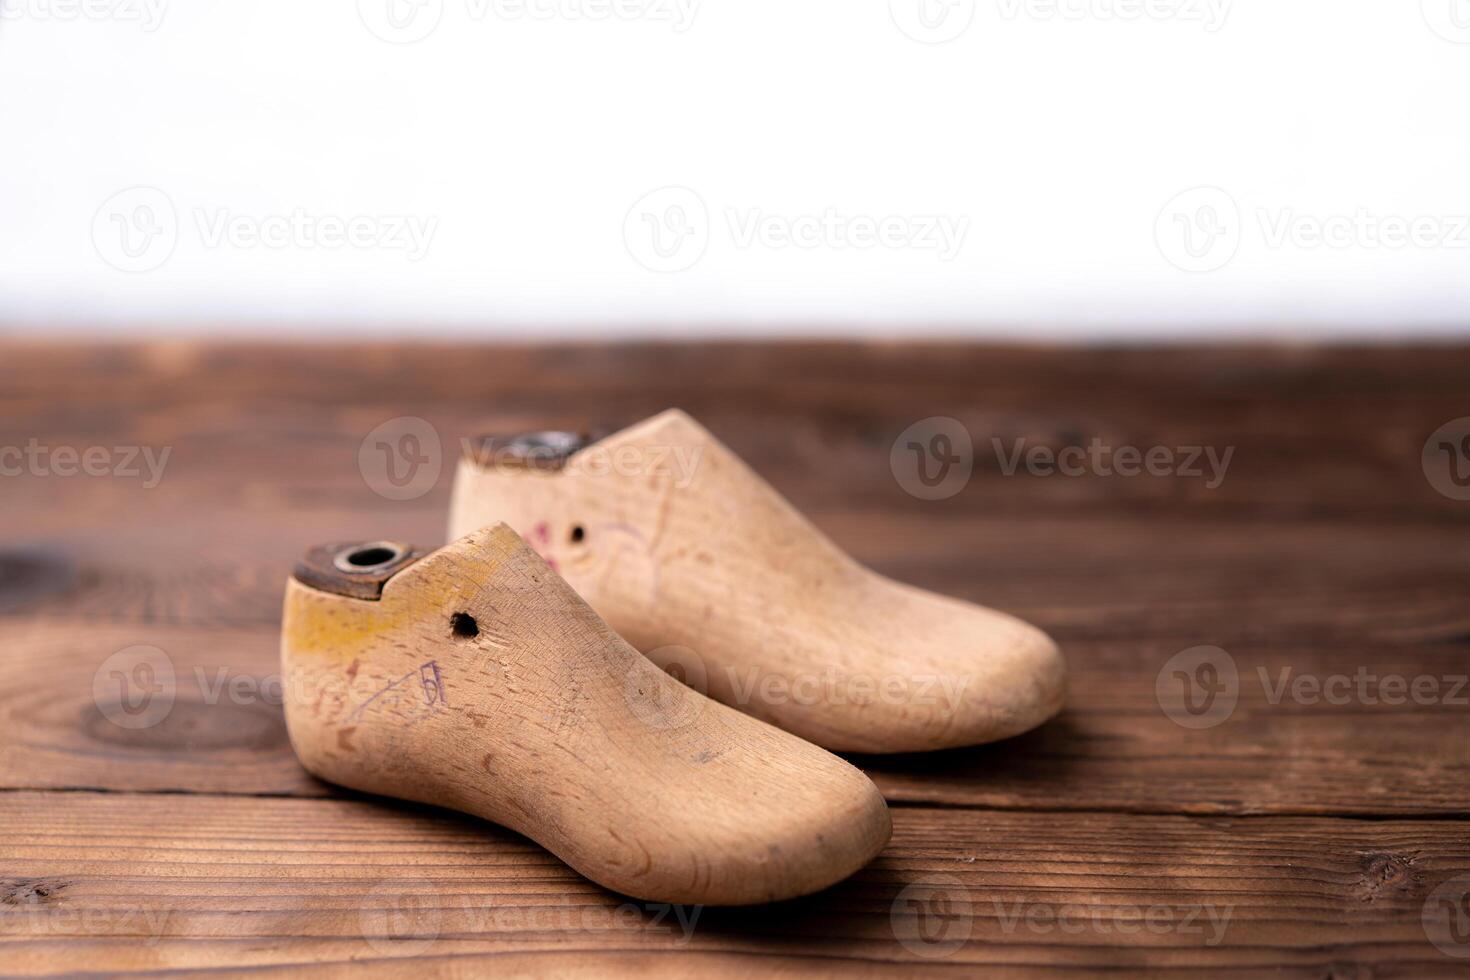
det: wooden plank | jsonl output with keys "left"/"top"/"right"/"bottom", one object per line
{"left": 0, "top": 620, "right": 319, "bottom": 796}
{"left": 1, "top": 792, "right": 1468, "bottom": 976}
{"left": 6, "top": 616, "right": 1470, "bottom": 816}
{"left": 4, "top": 510, "right": 1467, "bottom": 646}
{"left": 3, "top": 341, "right": 1469, "bottom": 972}
{"left": 1, "top": 342, "right": 1469, "bottom": 523}
{"left": 865, "top": 638, "right": 1470, "bottom": 814}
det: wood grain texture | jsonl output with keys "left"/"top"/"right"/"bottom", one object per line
{"left": 7, "top": 513, "right": 1469, "bottom": 647}
{"left": 2, "top": 792, "right": 1469, "bottom": 976}
{"left": 0, "top": 619, "right": 318, "bottom": 796}
{"left": 2, "top": 340, "right": 1469, "bottom": 974}
{"left": 450, "top": 410, "right": 1066, "bottom": 752}
{"left": 2, "top": 341, "right": 1469, "bottom": 524}
{"left": 7, "top": 615, "right": 1469, "bottom": 816}
{"left": 280, "top": 526, "right": 891, "bottom": 905}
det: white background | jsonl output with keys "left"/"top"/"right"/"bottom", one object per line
{"left": 1, "top": 0, "right": 1467, "bottom": 339}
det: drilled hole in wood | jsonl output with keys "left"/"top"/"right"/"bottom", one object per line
{"left": 451, "top": 612, "right": 479, "bottom": 639}
{"left": 345, "top": 546, "right": 397, "bottom": 568}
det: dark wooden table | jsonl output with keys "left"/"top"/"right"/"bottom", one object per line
{"left": 3, "top": 342, "right": 1469, "bottom": 977}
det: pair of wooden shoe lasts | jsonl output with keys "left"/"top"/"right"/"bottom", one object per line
{"left": 282, "top": 410, "right": 1066, "bottom": 906}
